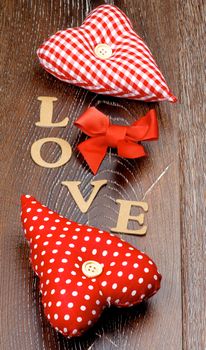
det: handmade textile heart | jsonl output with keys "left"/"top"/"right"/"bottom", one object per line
{"left": 37, "top": 4, "right": 177, "bottom": 102}
{"left": 74, "top": 107, "right": 159, "bottom": 174}
{"left": 21, "top": 195, "right": 162, "bottom": 337}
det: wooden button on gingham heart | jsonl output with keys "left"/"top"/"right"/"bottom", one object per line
{"left": 37, "top": 4, "right": 176, "bottom": 103}
{"left": 21, "top": 195, "right": 162, "bottom": 337}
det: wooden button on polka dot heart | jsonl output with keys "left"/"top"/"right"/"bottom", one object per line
{"left": 21, "top": 195, "right": 162, "bottom": 337}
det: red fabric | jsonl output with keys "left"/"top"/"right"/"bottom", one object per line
{"left": 37, "top": 4, "right": 177, "bottom": 102}
{"left": 21, "top": 195, "right": 161, "bottom": 338}
{"left": 74, "top": 107, "right": 159, "bottom": 174}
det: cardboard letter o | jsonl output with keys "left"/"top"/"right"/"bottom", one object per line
{"left": 31, "top": 137, "right": 72, "bottom": 168}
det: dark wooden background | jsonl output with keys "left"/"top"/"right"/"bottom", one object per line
{"left": 0, "top": 1, "right": 205, "bottom": 349}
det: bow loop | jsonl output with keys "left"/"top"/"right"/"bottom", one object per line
{"left": 75, "top": 107, "right": 158, "bottom": 174}
{"left": 129, "top": 109, "right": 159, "bottom": 141}
{"left": 74, "top": 107, "right": 109, "bottom": 137}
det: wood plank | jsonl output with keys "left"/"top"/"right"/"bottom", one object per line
{"left": 0, "top": 1, "right": 182, "bottom": 349}
{"left": 178, "top": 1, "right": 206, "bottom": 349}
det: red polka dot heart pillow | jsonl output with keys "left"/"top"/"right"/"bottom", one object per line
{"left": 37, "top": 4, "right": 176, "bottom": 103}
{"left": 21, "top": 195, "right": 162, "bottom": 337}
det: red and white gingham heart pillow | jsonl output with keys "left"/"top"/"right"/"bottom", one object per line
{"left": 21, "top": 195, "right": 162, "bottom": 337}
{"left": 37, "top": 5, "right": 176, "bottom": 103}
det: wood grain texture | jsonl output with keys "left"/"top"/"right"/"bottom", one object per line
{"left": 178, "top": 1, "right": 206, "bottom": 349}
{"left": 0, "top": 0, "right": 204, "bottom": 349}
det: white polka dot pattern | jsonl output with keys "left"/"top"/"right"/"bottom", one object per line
{"left": 21, "top": 195, "right": 162, "bottom": 338}
{"left": 37, "top": 5, "right": 177, "bottom": 103}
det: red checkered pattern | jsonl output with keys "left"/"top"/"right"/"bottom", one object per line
{"left": 37, "top": 5, "right": 176, "bottom": 102}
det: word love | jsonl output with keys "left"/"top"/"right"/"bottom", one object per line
{"left": 30, "top": 96, "right": 148, "bottom": 235}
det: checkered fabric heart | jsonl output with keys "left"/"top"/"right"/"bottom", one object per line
{"left": 37, "top": 5, "right": 177, "bottom": 102}
{"left": 21, "top": 195, "right": 162, "bottom": 337}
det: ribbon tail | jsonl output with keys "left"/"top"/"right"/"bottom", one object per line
{"left": 77, "top": 138, "right": 107, "bottom": 174}
{"left": 117, "top": 140, "right": 147, "bottom": 159}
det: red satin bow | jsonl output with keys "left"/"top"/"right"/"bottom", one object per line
{"left": 74, "top": 107, "right": 159, "bottom": 174}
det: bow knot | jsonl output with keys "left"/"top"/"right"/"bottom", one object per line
{"left": 105, "top": 125, "right": 127, "bottom": 147}
{"left": 74, "top": 107, "right": 158, "bottom": 174}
